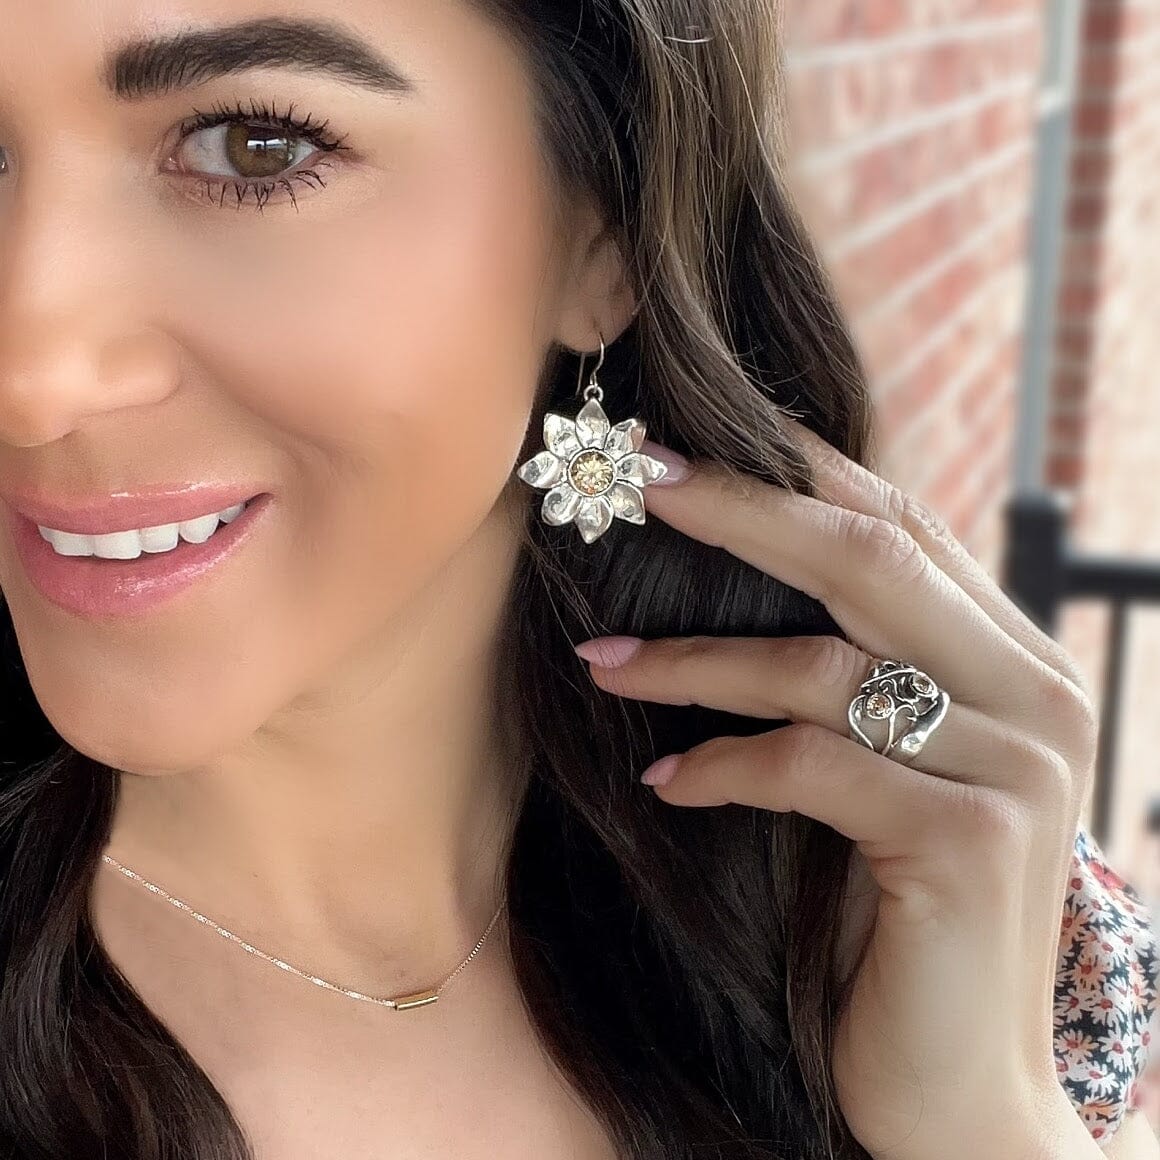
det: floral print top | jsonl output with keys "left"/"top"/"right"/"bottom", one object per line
{"left": 1055, "top": 826, "right": 1159, "bottom": 1149}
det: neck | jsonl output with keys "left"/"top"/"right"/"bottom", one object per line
{"left": 97, "top": 514, "right": 530, "bottom": 998}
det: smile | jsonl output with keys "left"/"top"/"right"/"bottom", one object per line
{"left": 3, "top": 493, "right": 275, "bottom": 619}
{"left": 37, "top": 500, "right": 250, "bottom": 559}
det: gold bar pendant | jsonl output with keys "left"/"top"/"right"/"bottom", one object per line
{"left": 395, "top": 989, "right": 440, "bottom": 1011}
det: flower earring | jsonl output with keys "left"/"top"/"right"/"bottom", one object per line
{"left": 516, "top": 335, "right": 669, "bottom": 544}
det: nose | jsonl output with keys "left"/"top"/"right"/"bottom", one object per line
{"left": 0, "top": 171, "right": 181, "bottom": 448}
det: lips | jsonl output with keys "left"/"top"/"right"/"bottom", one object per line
{"left": 2, "top": 491, "right": 276, "bottom": 619}
{"left": 0, "top": 484, "right": 268, "bottom": 537}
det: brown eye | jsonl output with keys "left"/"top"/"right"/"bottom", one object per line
{"left": 224, "top": 123, "right": 297, "bottom": 179}
{"left": 171, "top": 121, "right": 315, "bottom": 181}
{"left": 0, "top": 146, "right": 9, "bottom": 176}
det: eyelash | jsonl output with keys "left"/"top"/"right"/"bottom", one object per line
{"left": 169, "top": 98, "right": 352, "bottom": 212}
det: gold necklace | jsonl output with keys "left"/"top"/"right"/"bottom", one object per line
{"left": 100, "top": 853, "right": 506, "bottom": 1011}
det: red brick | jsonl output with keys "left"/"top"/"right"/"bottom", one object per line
{"left": 785, "top": 0, "right": 909, "bottom": 46}
{"left": 1083, "top": 3, "right": 1134, "bottom": 45}
{"left": 839, "top": 155, "right": 1031, "bottom": 292}
{"left": 1050, "top": 411, "right": 1090, "bottom": 446}
{"left": 1048, "top": 454, "right": 1087, "bottom": 488}
{"left": 1069, "top": 148, "right": 1114, "bottom": 189}
{"left": 1065, "top": 188, "right": 1110, "bottom": 233}
{"left": 787, "top": 26, "right": 1033, "bottom": 149}
{"left": 1055, "top": 326, "right": 1095, "bottom": 366}
{"left": 823, "top": 93, "right": 1031, "bottom": 224}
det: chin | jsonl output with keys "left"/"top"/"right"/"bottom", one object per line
{"left": 41, "top": 690, "right": 266, "bottom": 777}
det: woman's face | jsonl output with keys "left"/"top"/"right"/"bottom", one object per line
{"left": 0, "top": 0, "right": 630, "bottom": 770}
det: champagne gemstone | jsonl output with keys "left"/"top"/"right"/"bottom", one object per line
{"left": 569, "top": 450, "right": 615, "bottom": 496}
{"left": 864, "top": 692, "right": 893, "bottom": 719}
{"left": 911, "top": 673, "right": 935, "bottom": 697}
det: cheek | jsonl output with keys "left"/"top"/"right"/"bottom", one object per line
{"left": 169, "top": 134, "right": 560, "bottom": 639}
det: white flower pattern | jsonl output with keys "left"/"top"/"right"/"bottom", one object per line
{"left": 516, "top": 395, "right": 669, "bottom": 543}
{"left": 1055, "top": 826, "right": 1159, "bottom": 1147}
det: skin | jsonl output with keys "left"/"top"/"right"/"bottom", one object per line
{"left": 0, "top": 0, "right": 631, "bottom": 1155}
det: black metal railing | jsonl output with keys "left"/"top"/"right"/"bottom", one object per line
{"left": 1003, "top": 492, "right": 1160, "bottom": 848}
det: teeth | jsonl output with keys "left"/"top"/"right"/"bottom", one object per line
{"left": 38, "top": 501, "right": 248, "bottom": 559}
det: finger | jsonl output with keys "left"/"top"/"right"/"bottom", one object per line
{"left": 583, "top": 632, "right": 1056, "bottom": 790}
{"left": 782, "top": 416, "right": 1085, "bottom": 694}
{"left": 638, "top": 446, "right": 1061, "bottom": 722}
{"left": 644, "top": 721, "right": 1030, "bottom": 905}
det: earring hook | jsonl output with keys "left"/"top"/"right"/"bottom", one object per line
{"left": 591, "top": 333, "right": 605, "bottom": 378}
{"left": 578, "top": 332, "right": 605, "bottom": 403}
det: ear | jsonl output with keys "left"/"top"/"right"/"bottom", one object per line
{"left": 552, "top": 196, "right": 638, "bottom": 351}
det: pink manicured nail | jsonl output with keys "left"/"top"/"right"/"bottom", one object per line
{"left": 639, "top": 440, "right": 690, "bottom": 485}
{"left": 640, "top": 755, "right": 683, "bottom": 786}
{"left": 574, "top": 635, "right": 643, "bottom": 667}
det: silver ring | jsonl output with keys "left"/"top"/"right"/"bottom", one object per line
{"left": 847, "top": 659, "right": 950, "bottom": 765}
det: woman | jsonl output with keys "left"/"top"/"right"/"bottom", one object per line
{"left": 0, "top": 1, "right": 1154, "bottom": 1157}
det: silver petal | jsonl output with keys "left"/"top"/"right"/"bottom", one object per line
{"left": 542, "top": 483, "right": 582, "bottom": 526}
{"left": 614, "top": 452, "right": 669, "bottom": 488}
{"left": 544, "top": 413, "right": 583, "bottom": 460}
{"left": 574, "top": 495, "right": 614, "bottom": 543}
{"left": 608, "top": 481, "right": 645, "bottom": 525}
{"left": 575, "top": 397, "right": 611, "bottom": 449}
{"left": 517, "top": 450, "right": 567, "bottom": 490}
{"left": 604, "top": 418, "right": 646, "bottom": 459}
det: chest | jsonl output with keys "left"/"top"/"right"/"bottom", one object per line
{"left": 221, "top": 1063, "right": 622, "bottom": 1160}
{"left": 90, "top": 879, "right": 621, "bottom": 1159}
{"left": 185, "top": 1005, "right": 622, "bottom": 1160}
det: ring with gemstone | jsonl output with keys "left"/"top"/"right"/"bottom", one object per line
{"left": 847, "top": 658, "right": 950, "bottom": 765}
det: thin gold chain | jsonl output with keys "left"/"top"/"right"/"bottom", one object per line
{"left": 100, "top": 853, "right": 506, "bottom": 1011}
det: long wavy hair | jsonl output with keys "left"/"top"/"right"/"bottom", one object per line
{"left": 0, "top": 2, "right": 879, "bottom": 1157}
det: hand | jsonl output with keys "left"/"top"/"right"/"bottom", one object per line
{"left": 572, "top": 421, "right": 1098, "bottom": 1160}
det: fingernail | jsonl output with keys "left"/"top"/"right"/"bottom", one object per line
{"left": 639, "top": 440, "right": 690, "bottom": 485}
{"left": 574, "top": 635, "right": 643, "bottom": 667}
{"left": 640, "top": 754, "right": 683, "bottom": 786}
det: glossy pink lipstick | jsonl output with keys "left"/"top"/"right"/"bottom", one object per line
{"left": 1, "top": 487, "right": 274, "bottom": 619}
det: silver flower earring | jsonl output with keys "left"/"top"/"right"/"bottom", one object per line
{"left": 516, "top": 335, "right": 669, "bottom": 544}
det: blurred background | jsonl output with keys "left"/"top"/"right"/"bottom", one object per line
{"left": 779, "top": 0, "right": 1160, "bottom": 1130}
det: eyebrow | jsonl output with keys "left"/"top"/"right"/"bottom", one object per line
{"left": 104, "top": 16, "right": 416, "bottom": 100}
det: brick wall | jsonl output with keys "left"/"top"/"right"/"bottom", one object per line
{"left": 1050, "top": 0, "right": 1160, "bottom": 889}
{"left": 782, "top": 0, "right": 1040, "bottom": 576}
{"left": 782, "top": 1, "right": 1159, "bottom": 885}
